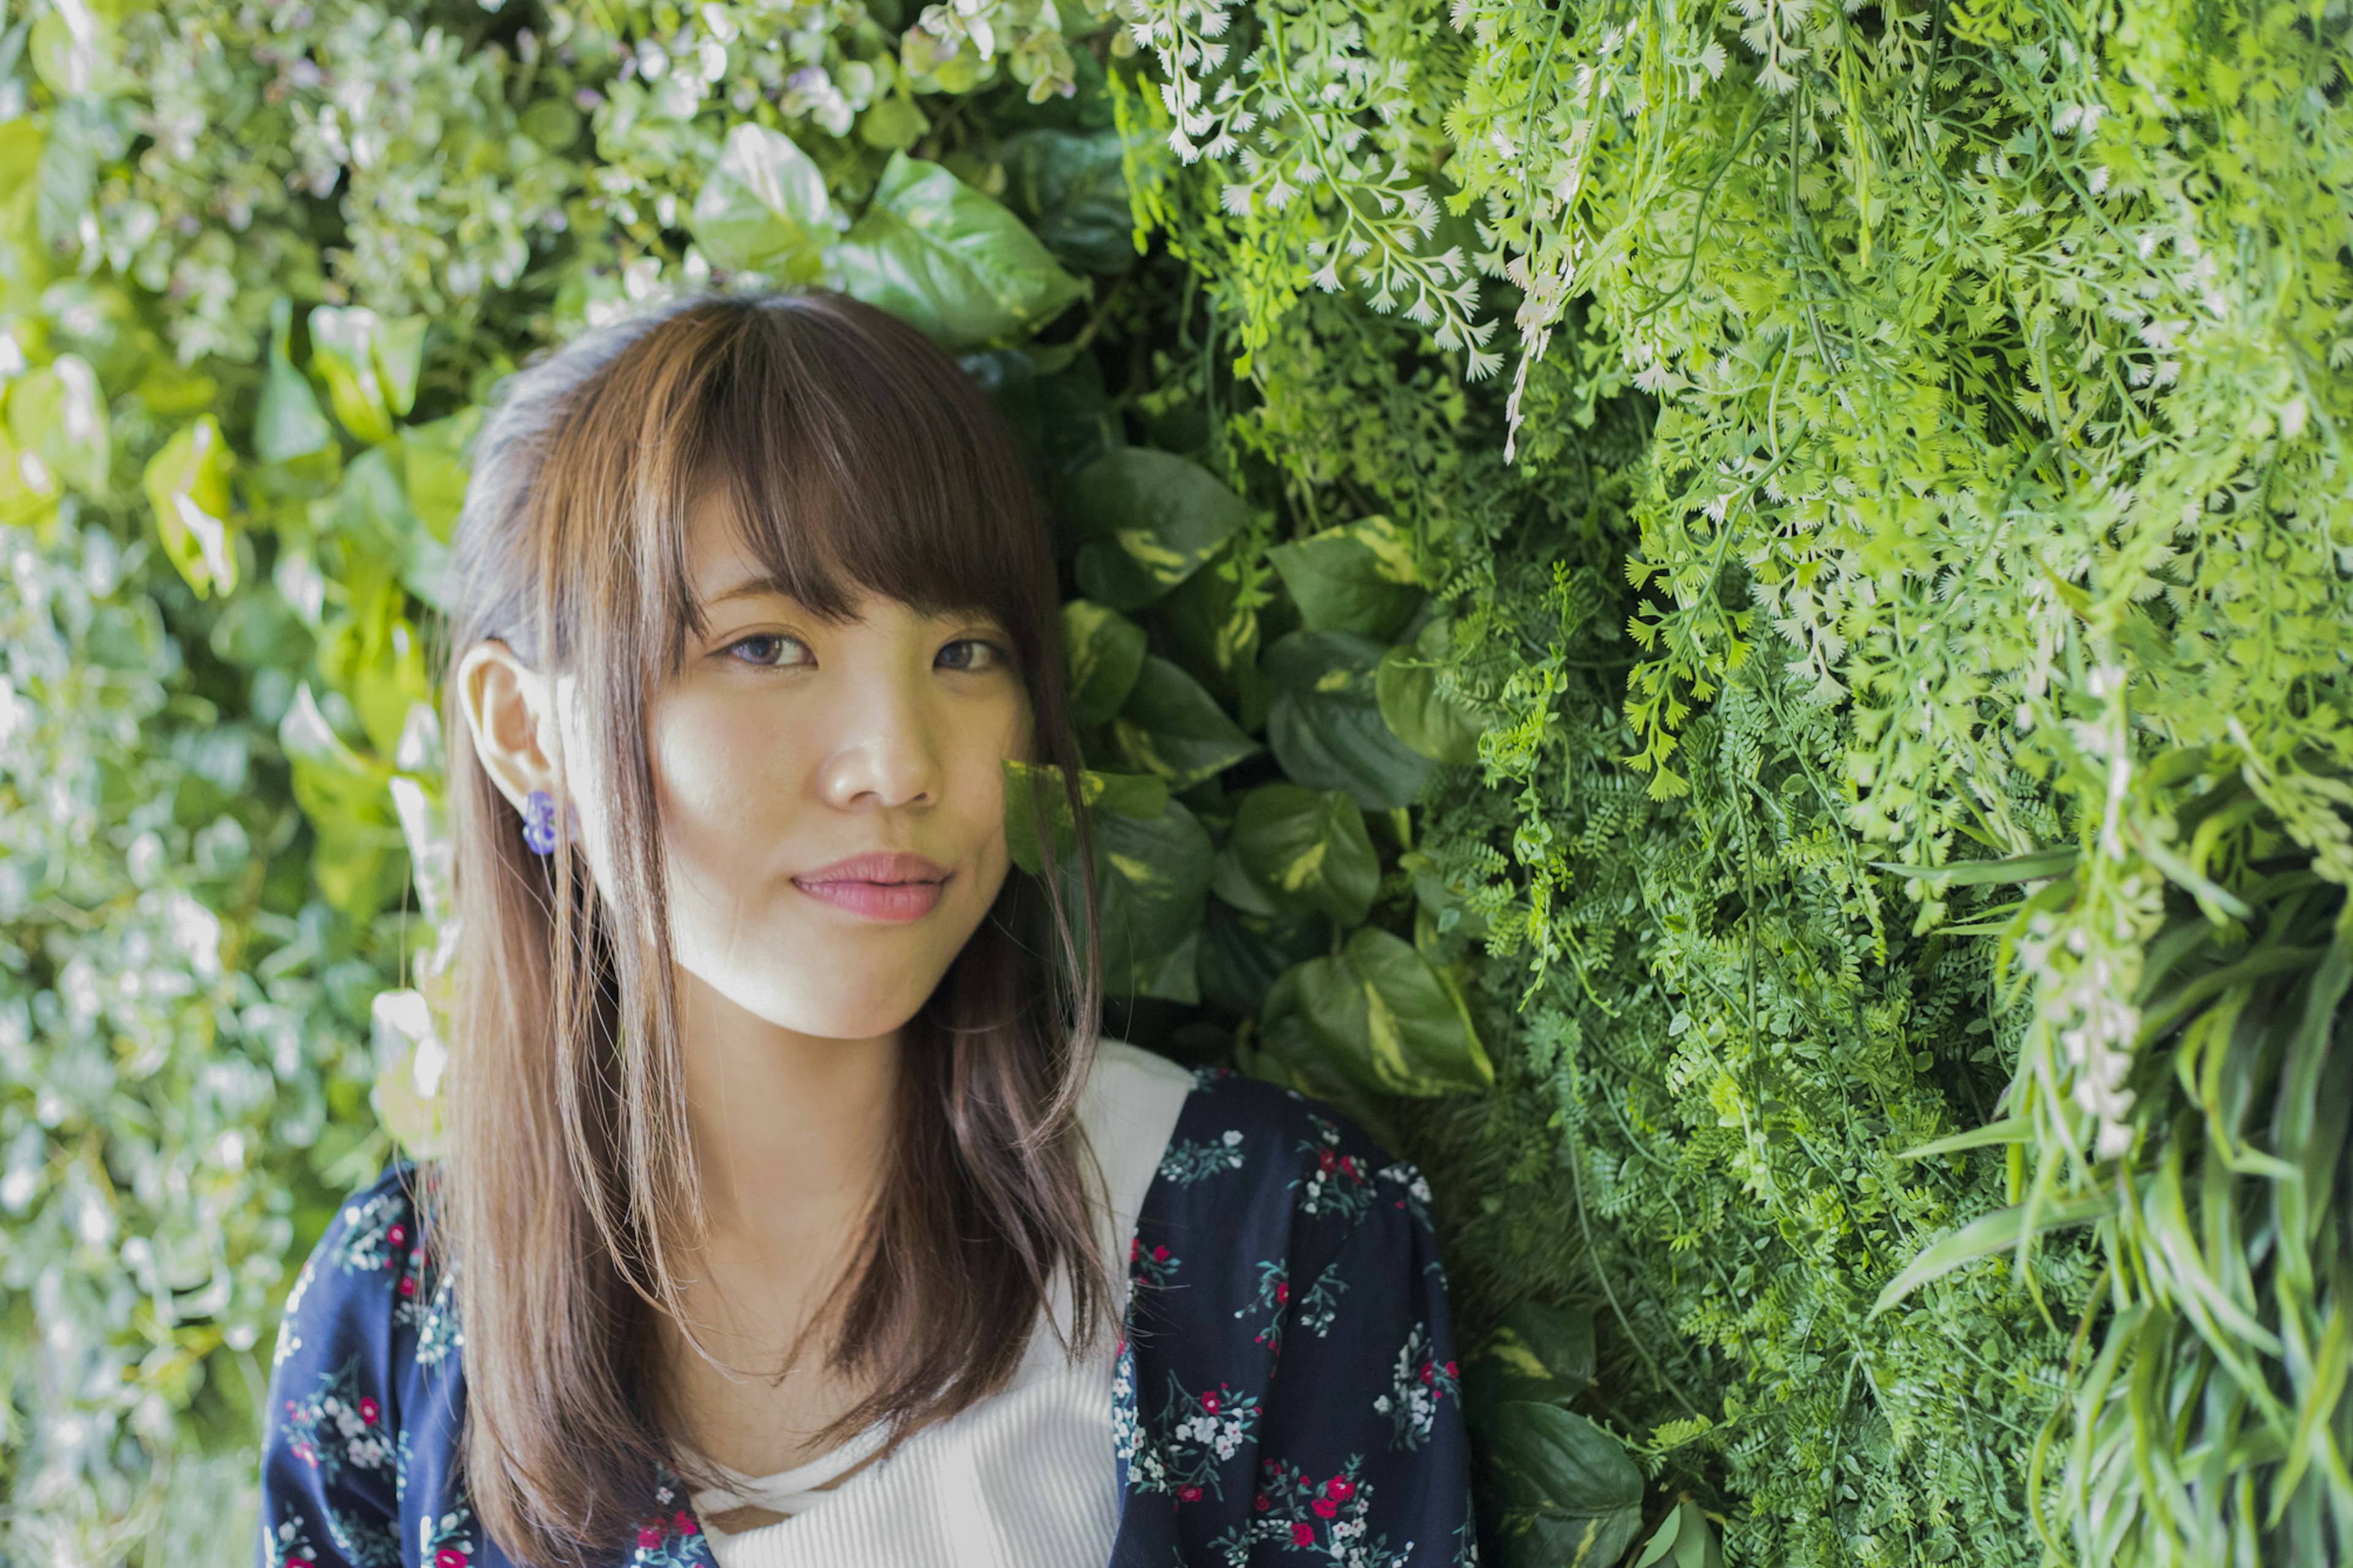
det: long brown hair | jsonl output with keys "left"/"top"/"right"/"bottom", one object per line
{"left": 430, "top": 290, "right": 1109, "bottom": 1566}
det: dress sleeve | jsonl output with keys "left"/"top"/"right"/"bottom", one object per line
{"left": 256, "top": 1173, "right": 417, "bottom": 1568}
{"left": 1246, "top": 1156, "right": 1480, "bottom": 1567}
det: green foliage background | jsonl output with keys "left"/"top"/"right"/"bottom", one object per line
{"left": 1, "top": 0, "right": 2347, "bottom": 1561}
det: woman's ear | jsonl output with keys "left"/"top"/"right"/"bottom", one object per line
{"left": 456, "top": 639, "right": 562, "bottom": 811}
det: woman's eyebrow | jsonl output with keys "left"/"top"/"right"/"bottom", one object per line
{"left": 703, "top": 573, "right": 793, "bottom": 607}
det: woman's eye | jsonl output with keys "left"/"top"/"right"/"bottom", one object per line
{"left": 724, "top": 632, "right": 809, "bottom": 668}
{"left": 937, "top": 638, "right": 1009, "bottom": 673}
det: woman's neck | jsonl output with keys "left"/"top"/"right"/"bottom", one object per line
{"left": 673, "top": 966, "right": 903, "bottom": 1248}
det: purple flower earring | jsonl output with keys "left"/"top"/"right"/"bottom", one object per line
{"left": 521, "top": 789, "right": 559, "bottom": 855}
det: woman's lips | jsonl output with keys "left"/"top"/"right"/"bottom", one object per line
{"left": 792, "top": 852, "right": 950, "bottom": 923}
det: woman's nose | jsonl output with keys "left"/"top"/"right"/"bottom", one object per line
{"left": 816, "top": 673, "right": 942, "bottom": 810}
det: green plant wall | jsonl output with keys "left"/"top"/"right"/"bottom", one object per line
{"left": 1, "top": 0, "right": 2346, "bottom": 1563}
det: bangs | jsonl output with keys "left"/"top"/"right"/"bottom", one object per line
{"left": 662, "top": 298, "right": 1050, "bottom": 656}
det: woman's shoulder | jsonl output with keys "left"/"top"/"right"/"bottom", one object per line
{"left": 1139, "top": 1056, "right": 1438, "bottom": 1246}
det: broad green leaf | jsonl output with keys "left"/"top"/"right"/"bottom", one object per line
{"left": 692, "top": 123, "right": 833, "bottom": 281}
{"left": 256, "top": 297, "right": 339, "bottom": 477}
{"left": 1262, "top": 926, "right": 1493, "bottom": 1097}
{"left": 1000, "top": 129, "right": 1135, "bottom": 275}
{"left": 1266, "top": 630, "right": 1436, "bottom": 811}
{"left": 1197, "top": 899, "right": 1327, "bottom": 1017}
{"left": 7, "top": 352, "right": 110, "bottom": 496}
{"left": 1488, "top": 1404, "right": 1646, "bottom": 1568}
{"left": 1060, "top": 599, "right": 1148, "bottom": 725}
{"left": 1156, "top": 539, "right": 1270, "bottom": 724}
{"left": 308, "top": 306, "right": 425, "bottom": 444}
{"left": 1466, "top": 1300, "right": 1597, "bottom": 1412}
{"left": 1241, "top": 999, "right": 1406, "bottom": 1154}
{"left": 1070, "top": 797, "right": 1213, "bottom": 1002}
{"left": 1230, "top": 782, "right": 1377, "bottom": 927}
{"left": 1002, "top": 760, "right": 1169, "bottom": 874}
{"left": 1111, "top": 656, "right": 1259, "bottom": 790}
{"left": 1065, "top": 449, "right": 1249, "bottom": 611}
{"left": 142, "top": 415, "right": 237, "bottom": 598}
{"left": 1378, "top": 616, "right": 1485, "bottom": 765}
{"left": 1871, "top": 1191, "right": 2119, "bottom": 1316}
{"left": 1267, "top": 514, "right": 1424, "bottom": 640}
{"left": 827, "top": 153, "right": 1083, "bottom": 349}
{"left": 279, "top": 684, "right": 407, "bottom": 918}
{"left": 1632, "top": 1501, "right": 1721, "bottom": 1568}
{"left": 401, "top": 407, "right": 480, "bottom": 545}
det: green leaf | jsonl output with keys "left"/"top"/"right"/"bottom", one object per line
{"left": 1064, "top": 449, "right": 1249, "bottom": 612}
{"left": 1489, "top": 1404, "right": 1646, "bottom": 1568}
{"left": 1110, "top": 656, "right": 1259, "bottom": 790}
{"left": 1197, "top": 900, "right": 1327, "bottom": 1017}
{"left": 401, "top": 407, "right": 480, "bottom": 546}
{"left": 308, "top": 306, "right": 426, "bottom": 444}
{"left": 1266, "top": 630, "right": 1436, "bottom": 811}
{"left": 1154, "top": 539, "right": 1268, "bottom": 724}
{"left": 7, "top": 352, "right": 110, "bottom": 497}
{"left": 827, "top": 153, "right": 1084, "bottom": 349}
{"left": 1060, "top": 599, "right": 1148, "bottom": 725}
{"left": 692, "top": 123, "right": 833, "bottom": 282}
{"left": 1898, "top": 1116, "right": 2031, "bottom": 1160}
{"left": 999, "top": 129, "right": 1135, "bottom": 275}
{"left": 1229, "top": 782, "right": 1377, "bottom": 927}
{"left": 1873, "top": 846, "right": 2080, "bottom": 885}
{"left": 256, "top": 297, "right": 339, "bottom": 475}
{"left": 1267, "top": 514, "right": 1424, "bottom": 640}
{"left": 1080, "top": 798, "right": 1214, "bottom": 1002}
{"left": 142, "top": 415, "right": 237, "bottom": 598}
{"left": 1377, "top": 616, "right": 1485, "bottom": 765}
{"left": 1871, "top": 1191, "right": 2119, "bottom": 1316}
{"left": 278, "top": 684, "right": 407, "bottom": 919}
{"left": 1632, "top": 1501, "right": 1721, "bottom": 1568}
{"left": 1262, "top": 926, "right": 1493, "bottom": 1097}
{"left": 1001, "top": 760, "right": 1169, "bottom": 875}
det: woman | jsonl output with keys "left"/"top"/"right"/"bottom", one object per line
{"left": 256, "top": 291, "right": 1477, "bottom": 1568}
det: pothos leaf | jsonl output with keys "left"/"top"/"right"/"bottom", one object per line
{"left": 142, "top": 414, "right": 237, "bottom": 598}
{"left": 827, "top": 152, "right": 1084, "bottom": 349}
{"left": 1064, "top": 448, "right": 1251, "bottom": 612}
{"left": 255, "top": 297, "right": 339, "bottom": 482}
{"left": 1262, "top": 926, "right": 1493, "bottom": 1097}
{"left": 1060, "top": 599, "right": 1148, "bottom": 726}
{"left": 1488, "top": 1404, "right": 1646, "bottom": 1568}
{"left": 1229, "top": 782, "right": 1378, "bottom": 927}
{"left": 1265, "top": 629, "right": 1436, "bottom": 811}
{"left": 1110, "top": 655, "right": 1259, "bottom": 790}
{"left": 1267, "top": 513, "right": 1424, "bottom": 640}
{"left": 1080, "top": 797, "right": 1214, "bottom": 1002}
{"left": 1377, "top": 616, "right": 1485, "bottom": 765}
{"left": 692, "top": 123, "right": 833, "bottom": 281}
{"left": 1001, "top": 759, "right": 1170, "bottom": 875}
{"left": 6, "top": 352, "right": 110, "bottom": 496}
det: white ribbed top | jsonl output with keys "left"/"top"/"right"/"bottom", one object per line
{"left": 687, "top": 1038, "right": 1194, "bottom": 1568}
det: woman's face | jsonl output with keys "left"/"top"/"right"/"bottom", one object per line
{"left": 551, "top": 490, "right": 1033, "bottom": 1042}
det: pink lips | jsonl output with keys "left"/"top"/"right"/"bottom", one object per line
{"left": 792, "top": 851, "right": 950, "bottom": 923}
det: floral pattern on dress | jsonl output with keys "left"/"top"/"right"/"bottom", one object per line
{"left": 626, "top": 1483, "right": 708, "bottom": 1568}
{"left": 1372, "top": 1320, "right": 1461, "bottom": 1451}
{"left": 417, "top": 1501, "right": 478, "bottom": 1568}
{"left": 1213, "top": 1455, "right": 1416, "bottom": 1567}
{"left": 1129, "top": 1232, "right": 1183, "bottom": 1290}
{"left": 1290, "top": 1115, "right": 1379, "bottom": 1224}
{"left": 1121, "top": 1371, "right": 1264, "bottom": 1502}
{"left": 256, "top": 1055, "right": 1469, "bottom": 1568}
{"left": 1160, "top": 1127, "right": 1247, "bottom": 1183}
{"left": 281, "top": 1358, "right": 395, "bottom": 1487}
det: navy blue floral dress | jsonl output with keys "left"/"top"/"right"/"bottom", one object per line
{"left": 257, "top": 1064, "right": 1478, "bottom": 1568}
